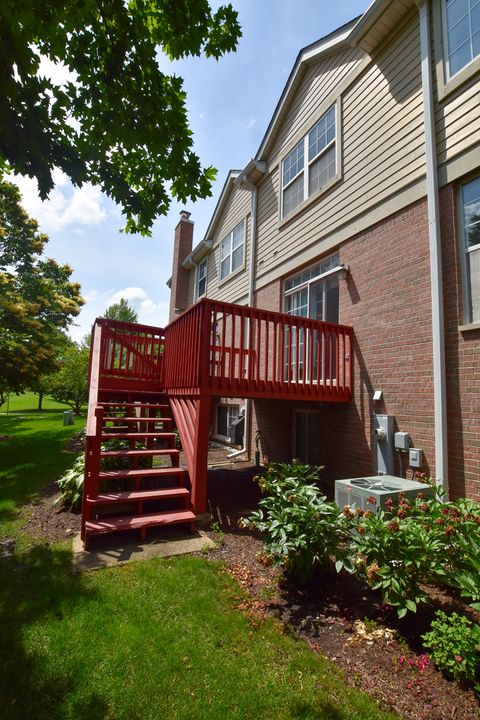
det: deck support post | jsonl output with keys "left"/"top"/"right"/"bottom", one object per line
{"left": 190, "top": 395, "right": 212, "bottom": 515}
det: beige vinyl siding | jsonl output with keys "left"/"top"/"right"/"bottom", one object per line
{"left": 256, "top": 14, "right": 425, "bottom": 284}
{"left": 268, "top": 46, "right": 366, "bottom": 165}
{"left": 435, "top": 77, "right": 480, "bottom": 171}
{"left": 205, "top": 184, "right": 251, "bottom": 304}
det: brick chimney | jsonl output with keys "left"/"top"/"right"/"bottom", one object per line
{"left": 169, "top": 210, "right": 194, "bottom": 323}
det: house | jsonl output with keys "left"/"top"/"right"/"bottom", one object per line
{"left": 81, "top": 0, "right": 479, "bottom": 547}
{"left": 168, "top": 0, "right": 480, "bottom": 504}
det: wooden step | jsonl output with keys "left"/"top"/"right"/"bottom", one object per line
{"left": 100, "top": 448, "right": 180, "bottom": 459}
{"left": 87, "top": 487, "right": 190, "bottom": 505}
{"left": 98, "top": 467, "right": 185, "bottom": 481}
{"left": 103, "top": 416, "right": 174, "bottom": 423}
{"left": 100, "top": 432, "right": 176, "bottom": 441}
{"left": 85, "top": 509, "right": 196, "bottom": 535}
{"left": 98, "top": 403, "right": 170, "bottom": 411}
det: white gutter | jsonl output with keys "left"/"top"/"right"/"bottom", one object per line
{"left": 417, "top": 0, "right": 448, "bottom": 497}
{"left": 227, "top": 177, "right": 259, "bottom": 459}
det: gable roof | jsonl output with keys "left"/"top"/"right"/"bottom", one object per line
{"left": 182, "top": 170, "right": 240, "bottom": 268}
{"left": 255, "top": 16, "right": 360, "bottom": 162}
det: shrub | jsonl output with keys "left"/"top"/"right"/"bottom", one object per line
{"left": 422, "top": 611, "right": 480, "bottom": 690}
{"left": 241, "top": 463, "right": 353, "bottom": 582}
{"left": 352, "top": 491, "right": 480, "bottom": 617}
{"left": 54, "top": 455, "right": 85, "bottom": 511}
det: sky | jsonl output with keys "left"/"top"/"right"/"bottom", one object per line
{"left": 14, "top": 0, "right": 368, "bottom": 342}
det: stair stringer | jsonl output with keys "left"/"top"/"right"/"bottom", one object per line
{"left": 169, "top": 395, "right": 212, "bottom": 515}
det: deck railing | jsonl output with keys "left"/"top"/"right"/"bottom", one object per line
{"left": 94, "top": 318, "right": 164, "bottom": 384}
{"left": 163, "top": 299, "right": 352, "bottom": 401}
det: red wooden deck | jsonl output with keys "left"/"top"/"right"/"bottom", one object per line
{"left": 82, "top": 300, "right": 353, "bottom": 544}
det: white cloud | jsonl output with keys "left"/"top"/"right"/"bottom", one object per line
{"left": 246, "top": 115, "right": 256, "bottom": 130}
{"left": 107, "top": 287, "right": 170, "bottom": 326}
{"left": 69, "top": 286, "right": 169, "bottom": 343}
{"left": 14, "top": 172, "right": 107, "bottom": 233}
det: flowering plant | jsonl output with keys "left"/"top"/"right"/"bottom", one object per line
{"left": 422, "top": 611, "right": 480, "bottom": 690}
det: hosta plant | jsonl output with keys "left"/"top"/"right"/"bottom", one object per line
{"left": 241, "top": 463, "right": 354, "bottom": 582}
{"left": 55, "top": 455, "right": 85, "bottom": 511}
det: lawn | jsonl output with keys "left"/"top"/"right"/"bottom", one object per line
{"left": 0, "top": 401, "right": 399, "bottom": 720}
{"left": 0, "top": 392, "right": 86, "bottom": 541}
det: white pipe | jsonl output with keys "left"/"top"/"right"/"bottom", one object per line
{"left": 417, "top": 0, "right": 448, "bottom": 497}
{"left": 227, "top": 180, "right": 258, "bottom": 459}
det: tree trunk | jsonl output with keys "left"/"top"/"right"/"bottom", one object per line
{"left": 37, "top": 391, "right": 44, "bottom": 411}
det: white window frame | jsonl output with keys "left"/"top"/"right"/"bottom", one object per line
{"left": 442, "top": 0, "right": 480, "bottom": 81}
{"left": 196, "top": 257, "right": 207, "bottom": 300}
{"left": 458, "top": 175, "right": 480, "bottom": 326}
{"left": 435, "top": 0, "right": 480, "bottom": 99}
{"left": 280, "top": 102, "right": 339, "bottom": 220}
{"left": 219, "top": 219, "right": 245, "bottom": 282}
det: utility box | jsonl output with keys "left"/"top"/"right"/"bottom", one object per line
{"left": 394, "top": 432, "right": 410, "bottom": 451}
{"left": 409, "top": 448, "right": 423, "bottom": 468}
{"left": 335, "top": 475, "right": 435, "bottom": 512}
{"left": 373, "top": 415, "right": 394, "bottom": 475}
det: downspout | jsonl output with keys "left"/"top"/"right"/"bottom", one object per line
{"left": 416, "top": 0, "right": 448, "bottom": 497}
{"left": 227, "top": 180, "right": 258, "bottom": 459}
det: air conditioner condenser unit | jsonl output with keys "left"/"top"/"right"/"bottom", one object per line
{"left": 335, "top": 475, "right": 435, "bottom": 512}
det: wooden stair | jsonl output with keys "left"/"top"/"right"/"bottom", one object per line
{"left": 82, "top": 395, "right": 196, "bottom": 547}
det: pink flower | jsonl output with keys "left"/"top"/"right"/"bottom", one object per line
{"left": 455, "top": 655, "right": 462, "bottom": 663}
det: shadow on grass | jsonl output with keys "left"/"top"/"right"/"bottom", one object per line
{"left": 0, "top": 545, "right": 106, "bottom": 720}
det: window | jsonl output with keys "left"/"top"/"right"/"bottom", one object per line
{"left": 444, "top": 0, "right": 480, "bottom": 78}
{"left": 196, "top": 258, "right": 207, "bottom": 298}
{"left": 216, "top": 404, "right": 239, "bottom": 441}
{"left": 460, "top": 176, "right": 480, "bottom": 323}
{"left": 284, "top": 254, "right": 340, "bottom": 381}
{"left": 281, "top": 104, "right": 337, "bottom": 219}
{"left": 220, "top": 220, "right": 245, "bottom": 280}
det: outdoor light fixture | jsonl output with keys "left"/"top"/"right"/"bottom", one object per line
{"left": 373, "top": 390, "right": 383, "bottom": 401}
{"left": 338, "top": 263, "right": 350, "bottom": 280}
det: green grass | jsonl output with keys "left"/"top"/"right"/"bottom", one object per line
{"left": 0, "top": 390, "right": 85, "bottom": 414}
{"left": 0, "top": 399, "right": 399, "bottom": 720}
{"left": 0, "top": 549, "right": 398, "bottom": 720}
{"left": 0, "top": 398, "right": 85, "bottom": 541}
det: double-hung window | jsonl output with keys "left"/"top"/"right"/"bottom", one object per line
{"left": 196, "top": 258, "right": 207, "bottom": 299}
{"left": 281, "top": 104, "right": 337, "bottom": 219}
{"left": 444, "top": 0, "right": 480, "bottom": 78}
{"left": 220, "top": 219, "right": 245, "bottom": 280}
{"left": 460, "top": 176, "right": 480, "bottom": 324}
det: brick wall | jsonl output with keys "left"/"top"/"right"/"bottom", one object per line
{"left": 249, "top": 190, "right": 480, "bottom": 500}
{"left": 252, "top": 196, "right": 439, "bottom": 493}
{"left": 441, "top": 183, "right": 480, "bottom": 501}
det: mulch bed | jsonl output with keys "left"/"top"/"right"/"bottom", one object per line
{"left": 20, "top": 442, "right": 480, "bottom": 720}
